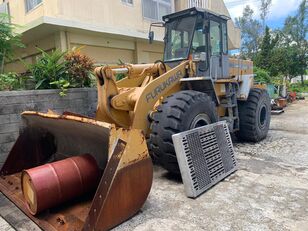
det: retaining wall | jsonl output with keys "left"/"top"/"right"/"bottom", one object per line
{"left": 0, "top": 88, "right": 97, "bottom": 168}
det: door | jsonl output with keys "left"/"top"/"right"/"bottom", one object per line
{"left": 210, "top": 20, "right": 222, "bottom": 80}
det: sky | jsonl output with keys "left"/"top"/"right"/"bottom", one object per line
{"left": 223, "top": 0, "right": 303, "bottom": 29}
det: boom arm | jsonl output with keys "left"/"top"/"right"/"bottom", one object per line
{"left": 95, "top": 61, "right": 191, "bottom": 132}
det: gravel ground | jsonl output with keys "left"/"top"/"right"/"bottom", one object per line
{"left": 1, "top": 100, "right": 308, "bottom": 231}
{"left": 116, "top": 99, "right": 308, "bottom": 231}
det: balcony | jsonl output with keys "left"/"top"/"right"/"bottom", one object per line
{"left": 188, "top": 0, "right": 208, "bottom": 8}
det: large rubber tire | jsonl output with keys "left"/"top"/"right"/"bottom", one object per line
{"left": 236, "top": 88, "right": 271, "bottom": 142}
{"left": 149, "top": 90, "right": 218, "bottom": 174}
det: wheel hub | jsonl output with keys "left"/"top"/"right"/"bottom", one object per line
{"left": 190, "top": 114, "right": 211, "bottom": 129}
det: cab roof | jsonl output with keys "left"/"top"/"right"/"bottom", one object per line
{"left": 162, "top": 7, "right": 230, "bottom": 23}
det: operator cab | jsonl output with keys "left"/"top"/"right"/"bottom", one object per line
{"left": 150, "top": 8, "right": 230, "bottom": 79}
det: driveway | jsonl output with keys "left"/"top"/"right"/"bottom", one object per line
{"left": 117, "top": 99, "right": 308, "bottom": 231}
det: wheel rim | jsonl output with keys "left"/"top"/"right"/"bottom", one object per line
{"left": 190, "top": 114, "right": 211, "bottom": 129}
{"left": 259, "top": 105, "right": 267, "bottom": 128}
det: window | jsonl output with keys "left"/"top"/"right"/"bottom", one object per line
{"left": 25, "top": 0, "right": 42, "bottom": 12}
{"left": 210, "top": 20, "right": 221, "bottom": 55}
{"left": 222, "top": 22, "right": 228, "bottom": 54}
{"left": 121, "top": 0, "right": 133, "bottom": 5}
{"left": 142, "top": 0, "right": 172, "bottom": 21}
{"left": 192, "top": 20, "right": 206, "bottom": 52}
{"left": 188, "top": 0, "right": 207, "bottom": 8}
{"left": 164, "top": 16, "right": 196, "bottom": 61}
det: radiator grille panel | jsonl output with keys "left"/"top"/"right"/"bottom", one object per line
{"left": 172, "top": 121, "right": 237, "bottom": 198}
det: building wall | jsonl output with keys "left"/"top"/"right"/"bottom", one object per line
{"left": 7, "top": 0, "right": 168, "bottom": 40}
{"left": 0, "top": 88, "right": 97, "bottom": 168}
{"left": 4, "top": 34, "right": 56, "bottom": 73}
{"left": 3, "top": 0, "right": 239, "bottom": 72}
{"left": 8, "top": 0, "right": 58, "bottom": 26}
{"left": 4, "top": 29, "right": 164, "bottom": 73}
{"left": 69, "top": 31, "right": 164, "bottom": 65}
{"left": 57, "top": 0, "right": 163, "bottom": 38}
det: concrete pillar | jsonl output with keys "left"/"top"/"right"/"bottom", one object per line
{"left": 55, "top": 31, "right": 69, "bottom": 51}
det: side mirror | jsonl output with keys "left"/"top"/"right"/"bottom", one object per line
{"left": 148, "top": 22, "right": 165, "bottom": 44}
{"left": 149, "top": 31, "right": 154, "bottom": 44}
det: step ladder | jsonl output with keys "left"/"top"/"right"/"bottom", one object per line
{"left": 220, "top": 83, "right": 240, "bottom": 132}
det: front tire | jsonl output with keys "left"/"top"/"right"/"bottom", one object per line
{"left": 236, "top": 88, "right": 271, "bottom": 142}
{"left": 149, "top": 90, "right": 218, "bottom": 174}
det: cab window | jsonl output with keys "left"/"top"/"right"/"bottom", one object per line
{"left": 192, "top": 24, "right": 206, "bottom": 52}
{"left": 210, "top": 20, "right": 221, "bottom": 56}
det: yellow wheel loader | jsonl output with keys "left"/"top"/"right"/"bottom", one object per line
{"left": 0, "top": 7, "right": 270, "bottom": 231}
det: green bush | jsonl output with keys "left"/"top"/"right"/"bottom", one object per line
{"left": 24, "top": 48, "right": 69, "bottom": 90}
{"left": 254, "top": 67, "right": 271, "bottom": 83}
{"left": 289, "top": 82, "right": 308, "bottom": 93}
{"left": 0, "top": 72, "right": 20, "bottom": 91}
{"left": 22, "top": 47, "right": 96, "bottom": 95}
{"left": 0, "top": 14, "right": 25, "bottom": 74}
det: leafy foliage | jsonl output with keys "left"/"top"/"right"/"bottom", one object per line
{"left": 0, "top": 14, "right": 24, "bottom": 73}
{"left": 0, "top": 72, "right": 20, "bottom": 91}
{"left": 254, "top": 67, "right": 271, "bottom": 83}
{"left": 24, "top": 48, "right": 68, "bottom": 90}
{"left": 64, "top": 47, "right": 94, "bottom": 87}
{"left": 282, "top": 0, "right": 308, "bottom": 85}
{"left": 237, "top": 0, "right": 307, "bottom": 86}
{"left": 50, "top": 79, "right": 70, "bottom": 97}
{"left": 289, "top": 80, "right": 308, "bottom": 93}
{"left": 235, "top": 6, "right": 263, "bottom": 59}
{"left": 260, "top": 0, "right": 272, "bottom": 31}
{"left": 19, "top": 47, "right": 95, "bottom": 95}
{"left": 255, "top": 26, "right": 279, "bottom": 71}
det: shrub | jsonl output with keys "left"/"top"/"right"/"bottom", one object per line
{"left": 254, "top": 67, "right": 271, "bottom": 83}
{"left": 22, "top": 47, "right": 96, "bottom": 95}
{"left": 0, "top": 14, "right": 25, "bottom": 73}
{"left": 24, "top": 48, "right": 69, "bottom": 90}
{"left": 0, "top": 72, "right": 20, "bottom": 91}
{"left": 64, "top": 47, "right": 94, "bottom": 87}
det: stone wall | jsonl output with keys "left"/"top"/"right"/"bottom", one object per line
{"left": 0, "top": 88, "right": 97, "bottom": 168}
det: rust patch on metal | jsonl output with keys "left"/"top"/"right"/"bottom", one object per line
{"left": 1, "top": 128, "right": 57, "bottom": 175}
{"left": 22, "top": 154, "right": 101, "bottom": 215}
{"left": 85, "top": 157, "right": 153, "bottom": 231}
{"left": 0, "top": 173, "right": 97, "bottom": 231}
{"left": 83, "top": 139, "right": 127, "bottom": 231}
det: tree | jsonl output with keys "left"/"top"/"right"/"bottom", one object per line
{"left": 269, "top": 46, "right": 301, "bottom": 79}
{"left": 255, "top": 26, "right": 279, "bottom": 71}
{"left": 0, "top": 14, "right": 24, "bottom": 73}
{"left": 235, "top": 6, "right": 263, "bottom": 60}
{"left": 282, "top": 0, "right": 308, "bottom": 85}
{"left": 260, "top": 0, "right": 272, "bottom": 32}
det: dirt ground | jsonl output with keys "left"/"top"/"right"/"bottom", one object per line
{"left": 1, "top": 100, "right": 308, "bottom": 231}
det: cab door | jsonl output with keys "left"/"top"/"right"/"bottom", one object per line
{"left": 209, "top": 19, "right": 229, "bottom": 79}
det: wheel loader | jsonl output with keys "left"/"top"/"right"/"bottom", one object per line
{"left": 0, "top": 7, "right": 270, "bottom": 231}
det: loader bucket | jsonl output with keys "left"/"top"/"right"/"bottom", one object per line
{"left": 0, "top": 111, "right": 153, "bottom": 231}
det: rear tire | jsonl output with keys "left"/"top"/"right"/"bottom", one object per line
{"left": 149, "top": 90, "right": 218, "bottom": 174}
{"left": 236, "top": 88, "right": 271, "bottom": 142}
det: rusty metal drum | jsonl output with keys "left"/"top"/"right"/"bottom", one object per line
{"left": 21, "top": 154, "right": 101, "bottom": 215}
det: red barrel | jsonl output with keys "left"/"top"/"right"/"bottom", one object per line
{"left": 21, "top": 154, "right": 101, "bottom": 215}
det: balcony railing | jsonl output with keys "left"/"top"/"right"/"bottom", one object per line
{"left": 188, "top": 0, "right": 208, "bottom": 9}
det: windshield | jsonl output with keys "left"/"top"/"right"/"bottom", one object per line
{"left": 164, "top": 16, "right": 197, "bottom": 62}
